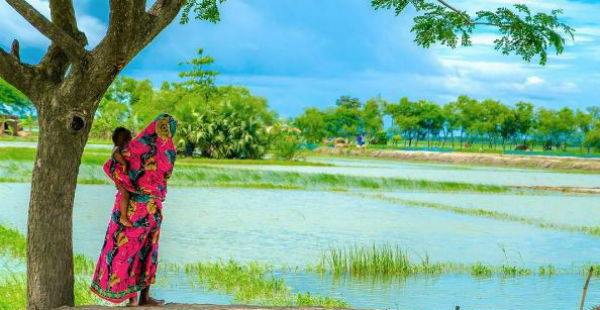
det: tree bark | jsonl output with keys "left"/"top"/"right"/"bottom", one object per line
{"left": 27, "top": 94, "right": 92, "bottom": 310}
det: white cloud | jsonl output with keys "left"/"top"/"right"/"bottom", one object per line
{"left": 576, "top": 27, "right": 600, "bottom": 37}
{"left": 525, "top": 76, "right": 545, "bottom": 86}
{"left": 438, "top": 58, "right": 530, "bottom": 77}
{"left": 78, "top": 15, "right": 106, "bottom": 48}
{"left": 470, "top": 33, "right": 497, "bottom": 46}
{"left": 0, "top": 0, "right": 50, "bottom": 47}
{"left": 0, "top": 1, "right": 106, "bottom": 50}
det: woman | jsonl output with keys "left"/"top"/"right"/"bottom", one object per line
{"left": 90, "top": 114, "right": 177, "bottom": 306}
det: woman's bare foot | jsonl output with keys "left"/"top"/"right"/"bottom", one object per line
{"left": 139, "top": 287, "right": 164, "bottom": 306}
{"left": 139, "top": 297, "right": 165, "bottom": 306}
{"left": 126, "top": 295, "right": 139, "bottom": 307}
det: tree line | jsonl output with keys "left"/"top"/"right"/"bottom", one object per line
{"left": 293, "top": 95, "right": 600, "bottom": 153}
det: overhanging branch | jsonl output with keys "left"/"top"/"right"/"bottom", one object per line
{"left": 435, "top": 0, "right": 494, "bottom": 26}
{"left": 5, "top": 0, "right": 87, "bottom": 61}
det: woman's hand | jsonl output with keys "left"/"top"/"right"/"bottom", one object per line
{"left": 120, "top": 214, "right": 133, "bottom": 227}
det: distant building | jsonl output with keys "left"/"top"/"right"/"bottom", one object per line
{"left": 0, "top": 114, "right": 21, "bottom": 136}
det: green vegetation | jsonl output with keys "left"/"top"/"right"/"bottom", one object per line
{"left": 0, "top": 223, "right": 348, "bottom": 309}
{"left": 316, "top": 244, "right": 558, "bottom": 278}
{"left": 184, "top": 260, "right": 348, "bottom": 307}
{"left": 365, "top": 195, "right": 600, "bottom": 237}
{"left": 0, "top": 225, "right": 25, "bottom": 259}
{"left": 90, "top": 50, "right": 277, "bottom": 160}
{"left": 0, "top": 79, "right": 30, "bottom": 116}
{"left": 2, "top": 223, "right": 598, "bottom": 309}
{"left": 320, "top": 244, "right": 443, "bottom": 276}
{"left": 0, "top": 147, "right": 508, "bottom": 193}
{"left": 0, "top": 224, "right": 102, "bottom": 309}
{"left": 296, "top": 95, "right": 600, "bottom": 155}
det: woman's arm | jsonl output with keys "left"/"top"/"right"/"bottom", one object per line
{"left": 113, "top": 150, "right": 128, "bottom": 168}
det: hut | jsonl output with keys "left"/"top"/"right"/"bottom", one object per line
{"left": 0, "top": 114, "right": 21, "bottom": 135}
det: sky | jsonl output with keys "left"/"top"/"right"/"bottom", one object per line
{"left": 1, "top": 0, "right": 599, "bottom": 117}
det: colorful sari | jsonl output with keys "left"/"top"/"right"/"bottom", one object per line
{"left": 90, "top": 114, "right": 177, "bottom": 303}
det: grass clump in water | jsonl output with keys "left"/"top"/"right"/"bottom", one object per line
{"left": 184, "top": 260, "right": 347, "bottom": 308}
{"left": 470, "top": 263, "right": 493, "bottom": 277}
{"left": 0, "top": 225, "right": 26, "bottom": 259}
{"left": 320, "top": 244, "right": 444, "bottom": 277}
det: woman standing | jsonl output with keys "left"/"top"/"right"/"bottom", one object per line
{"left": 90, "top": 114, "right": 177, "bottom": 306}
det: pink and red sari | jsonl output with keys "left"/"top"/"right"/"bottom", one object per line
{"left": 90, "top": 114, "right": 177, "bottom": 303}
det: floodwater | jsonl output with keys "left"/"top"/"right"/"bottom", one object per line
{"left": 213, "top": 156, "right": 600, "bottom": 187}
{"left": 1, "top": 182, "right": 599, "bottom": 309}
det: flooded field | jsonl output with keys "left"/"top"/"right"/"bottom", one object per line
{"left": 1, "top": 179, "right": 599, "bottom": 309}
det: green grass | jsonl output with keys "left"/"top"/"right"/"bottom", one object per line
{"left": 170, "top": 165, "right": 507, "bottom": 192}
{"left": 0, "top": 272, "right": 101, "bottom": 310}
{"left": 183, "top": 260, "right": 348, "bottom": 308}
{"left": 0, "top": 225, "right": 26, "bottom": 259}
{"left": 0, "top": 147, "right": 331, "bottom": 167}
{"left": 363, "top": 194, "right": 600, "bottom": 237}
{"left": 0, "top": 148, "right": 509, "bottom": 193}
{"left": 0, "top": 224, "right": 347, "bottom": 308}
{"left": 319, "top": 244, "right": 443, "bottom": 277}
{"left": 316, "top": 244, "right": 561, "bottom": 278}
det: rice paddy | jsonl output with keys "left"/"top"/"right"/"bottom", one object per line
{"left": 0, "top": 157, "right": 509, "bottom": 193}
{"left": 2, "top": 140, "right": 600, "bottom": 309}
{"left": 361, "top": 194, "right": 600, "bottom": 237}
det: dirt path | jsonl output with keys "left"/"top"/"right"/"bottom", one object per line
{"left": 315, "top": 148, "right": 600, "bottom": 172}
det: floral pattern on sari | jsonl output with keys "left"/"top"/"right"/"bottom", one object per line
{"left": 91, "top": 114, "right": 177, "bottom": 303}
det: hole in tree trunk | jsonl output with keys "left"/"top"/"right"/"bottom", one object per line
{"left": 69, "top": 115, "right": 85, "bottom": 132}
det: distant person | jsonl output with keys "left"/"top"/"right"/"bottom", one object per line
{"left": 356, "top": 134, "right": 365, "bottom": 148}
{"left": 91, "top": 114, "right": 177, "bottom": 307}
{"left": 111, "top": 127, "right": 133, "bottom": 227}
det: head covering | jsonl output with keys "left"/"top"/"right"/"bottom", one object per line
{"left": 104, "top": 113, "right": 177, "bottom": 200}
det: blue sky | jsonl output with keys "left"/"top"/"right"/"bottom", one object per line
{"left": 1, "top": 0, "right": 599, "bottom": 117}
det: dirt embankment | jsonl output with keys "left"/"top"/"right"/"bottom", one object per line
{"left": 315, "top": 147, "right": 600, "bottom": 172}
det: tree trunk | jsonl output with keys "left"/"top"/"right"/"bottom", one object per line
{"left": 27, "top": 95, "right": 92, "bottom": 310}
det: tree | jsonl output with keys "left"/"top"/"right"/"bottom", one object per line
{"left": 576, "top": 109, "right": 593, "bottom": 152}
{"left": 385, "top": 97, "right": 420, "bottom": 146}
{"left": 0, "top": 1, "right": 572, "bottom": 308}
{"left": 0, "top": 78, "right": 31, "bottom": 115}
{"left": 514, "top": 102, "right": 534, "bottom": 146}
{"left": 362, "top": 97, "right": 384, "bottom": 141}
{"left": 441, "top": 102, "right": 460, "bottom": 148}
{"left": 1, "top": 1, "right": 224, "bottom": 308}
{"left": 584, "top": 128, "right": 600, "bottom": 152}
{"left": 294, "top": 108, "right": 327, "bottom": 143}
{"left": 174, "top": 48, "right": 218, "bottom": 98}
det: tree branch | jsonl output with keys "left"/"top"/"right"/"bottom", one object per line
{"left": 0, "top": 47, "right": 38, "bottom": 101}
{"left": 38, "top": 0, "right": 88, "bottom": 83}
{"left": 5, "top": 0, "right": 87, "bottom": 61}
{"left": 436, "top": 0, "right": 473, "bottom": 24}
{"left": 435, "top": 1, "right": 497, "bottom": 26}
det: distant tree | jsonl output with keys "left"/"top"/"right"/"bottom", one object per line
{"left": 514, "top": 102, "right": 534, "bottom": 146}
{"left": 441, "top": 102, "right": 460, "bottom": 148}
{"left": 0, "top": 78, "right": 31, "bottom": 115}
{"left": 385, "top": 97, "right": 421, "bottom": 147}
{"left": 417, "top": 100, "right": 443, "bottom": 148}
{"left": 294, "top": 107, "right": 327, "bottom": 143}
{"left": 584, "top": 128, "right": 600, "bottom": 153}
{"left": 174, "top": 48, "right": 218, "bottom": 96}
{"left": 362, "top": 97, "right": 384, "bottom": 140}
{"left": 576, "top": 109, "right": 593, "bottom": 152}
